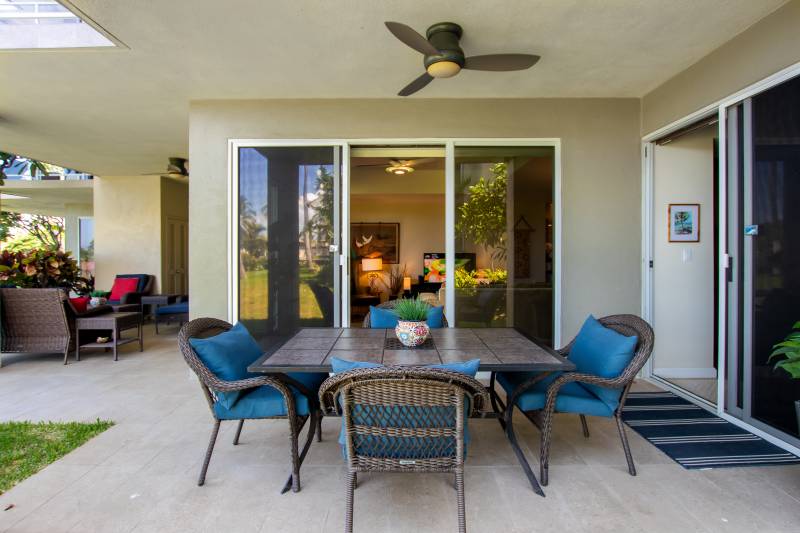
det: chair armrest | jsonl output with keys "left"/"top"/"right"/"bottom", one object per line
{"left": 79, "top": 305, "right": 114, "bottom": 317}
{"left": 120, "top": 291, "right": 145, "bottom": 304}
{"left": 209, "top": 375, "right": 289, "bottom": 394}
{"left": 544, "top": 371, "right": 630, "bottom": 407}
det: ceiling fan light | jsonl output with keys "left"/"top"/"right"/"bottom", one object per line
{"left": 386, "top": 164, "right": 414, "bottom": 175}
{"left": 426, "top": 60, "right": 461, "bottom": 78}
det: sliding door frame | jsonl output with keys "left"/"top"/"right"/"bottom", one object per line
{"left": 229, "top": 138, "right": 562, "bottom": 345}
{"left": 641, "top": 59, "right": 800, "bottom": 456}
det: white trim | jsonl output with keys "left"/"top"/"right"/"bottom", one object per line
{"left": 717, "top": 104, "right": 728, "bottom": 416}
{"left": 652, "top": 367, "right": 718, "bottom": 379}
{"left": 226, "top": 137, "right": 563, "bottom": 345}
{"left": 341, "top": 143, "right": 350, "bottom": 327}
{"left": 444, "top": 141, "right": 455, "bottom": 326}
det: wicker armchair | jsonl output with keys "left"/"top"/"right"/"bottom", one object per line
{"left": 178, "top": 318, "right": 321, "bottom": 493}
{"left": 362, "top": 299, "right": 449, "bottom": 328}
{"left": 498, "top": 314, "right": 654, "bottom": 488}
{"left": 319, "top": 367, "right": 489, "bottom": 533}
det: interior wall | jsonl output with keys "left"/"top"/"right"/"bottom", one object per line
{"left": 350, "top": 194, "right": 444, "bottom": 294}
{"left": 652, "top": 126, "right": 717, "bottom": 378}
{"left": 189, "top": 98, "right": 642, "bottom": 341}
{"left": 642, "top": 0, "right": 800, "bottom": 134}
{"left": 94, "top": 175, "right": 162, "bottom": 293}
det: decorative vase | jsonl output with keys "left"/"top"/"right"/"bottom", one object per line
{"left": 89, "top": 296, "right": 107, "bottom": 308}
{"left": 395, "top": 319, "right": 430, "bottom": 347}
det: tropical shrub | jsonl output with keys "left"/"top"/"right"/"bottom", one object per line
{"left": 0, "top": 249, "right": 88, "bottom": 293}
{"left": 769, "top": 321, "right": 800, "bottom": 379}
{"left": 393, "top": 298, "right": 430, "bottom": 321}
{"left": 454, "top": 267, "right": 478, "bottom": 289}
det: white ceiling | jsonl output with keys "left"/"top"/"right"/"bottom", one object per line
{"left": 0, "top": 0, "right": 786, "bottom": 176}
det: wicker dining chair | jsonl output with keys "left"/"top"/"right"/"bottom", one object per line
{"left": 496, "top": 314, "right": 654, "bottom": 487}
{"left": 319, "top": 367, "right": 489, "bottom": 533}
{"left": 362, "top": 299, "right": 449, "bottom": 328}
{"left": 178, "top": 318, "right": 321, "bottom": 493}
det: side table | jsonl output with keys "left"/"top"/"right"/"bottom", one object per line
{"left": 75, "top": 312, "right": 143, "bottom": 361}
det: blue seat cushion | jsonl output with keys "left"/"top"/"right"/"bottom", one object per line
{"left": 212, "top": 372, "right": 328, "bottom": 420}
{"left": 496, "top": 371, "right": 615, "bottom": 418}
{"left": 568, "top": 315, "right": 638, "bottom": 409}
{"left": 330, "top": 357, "right": 479, "bottom": 458}
{"left": 368, "top": 304, "right": 446, "bottom": 329}
{"left": 155, "top": 301, "right": 189, "bottom": 315}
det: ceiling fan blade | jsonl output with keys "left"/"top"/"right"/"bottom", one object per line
{"left": 398, "top": 72, "right": 434, "bottom": 96}
{"left": 463, "top": 54, "right": 540, "bottom": 71}
{"left": 385, "top": 21, "right": 439, "bottom": 56}
{"left": 407, "top": 158, "right": 437, "bottom": 167}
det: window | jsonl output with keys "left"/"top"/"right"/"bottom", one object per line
{"left": 0, "top": 1, "right": 115, "bottom": 49}
{"left": 78, "top": 217, "right": 94, "bottom": 278}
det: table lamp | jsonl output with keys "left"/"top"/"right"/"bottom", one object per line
{"left": 361, "top": 257, "right": 383, "bottom": 294}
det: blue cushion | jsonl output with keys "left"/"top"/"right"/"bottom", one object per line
{"left": 369, "top": 304, "right": 445, "bottom": 329}
{"left": 155, "top": 301, "right": 189, "bottom": 315}
{"left": 369, "top": 306, "right": 398, "bottom": 328}
{"left": 330, "top": 357, "right": 479, "bottom": 458}
{"left": 212, "top": 373, "right": 328, "bottom": 420}
{"left": 426, "top": 305, "right": 445, "bottom": 328}
{"left": 569, "top": 315, "right": 638, "bottom": 408}
{"left": 496, "top": 371, "right": 615, "bottom": 418}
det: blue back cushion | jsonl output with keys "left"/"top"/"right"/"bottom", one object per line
{"left": 330, "top": 357, "right": 479, "bottom": 458}
{"left": 368, "top": 306, "right": 398, "bottom": 328}
{"left": 188, "top": 322, "right": 262, "bottom": 408}
{"left": 368, "top": 304, "right": 446, "bottom": 329}
{"left": 569, "top": 315, "right": 638, "bottom": 408}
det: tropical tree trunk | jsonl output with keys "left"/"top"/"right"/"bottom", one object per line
{"left": 302, "top": 165, "right": 314, "bottom": 269}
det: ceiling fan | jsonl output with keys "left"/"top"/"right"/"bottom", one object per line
{"left": 385, "top": 21, "right": 540, "bottom": 96}
{"left": 141, "top": 157, "right": 189, "bottom": 179}
{"left": 354, "top": 158, "right": 435, "bottom": 175}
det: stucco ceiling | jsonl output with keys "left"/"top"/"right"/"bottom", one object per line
{"left": 0, "top": 0, "right": 786, "bottom": 176}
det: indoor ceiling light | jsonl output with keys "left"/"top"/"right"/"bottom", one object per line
{"left": 385, "top": 164, "right": 414, "bottom": 175}
{"left": 426, "top": 60, "right": 462, "bottom": 78}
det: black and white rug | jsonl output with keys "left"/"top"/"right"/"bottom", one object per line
{"left": 622, "top": 391, "right": 800, "bottom": 469}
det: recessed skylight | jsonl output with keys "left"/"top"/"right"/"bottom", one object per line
{"left": 0, "top": 0, "right": 115, "bottom": 49}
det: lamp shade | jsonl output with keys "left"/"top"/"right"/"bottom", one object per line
{"left": 403, "top": 276, "right": 412, "bottom": 291}
{"left": 361, "top": 258, "right": 383, "bottom": 272}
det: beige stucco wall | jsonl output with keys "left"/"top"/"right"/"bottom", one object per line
{"left": 94, "top": 175, "right": 162, "bottom": 293}
{"left": 189, "top": 98, "right": 641, "bottom": 341}
{"left": 642, "top": 0, "right": 800, "bottom": 134}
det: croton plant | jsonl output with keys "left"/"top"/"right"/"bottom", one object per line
{"left": 0, "top": 249, "right": 89, "bottom": 293}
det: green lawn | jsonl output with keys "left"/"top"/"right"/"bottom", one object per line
{"left": 0, "top": 420, "right": 113, "bottom": 494}
{"left": 240, "top": 269, "right": 323, "bottom": 320}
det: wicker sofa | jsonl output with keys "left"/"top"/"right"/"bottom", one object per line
{"left": 0, "top": 288, "right": 112, "bottom": 366}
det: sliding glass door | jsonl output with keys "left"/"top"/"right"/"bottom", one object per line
{"left": 237, "top": 145, "right": 341, "bottom": 347}
{"left": 724, "top": 74, "right": 800, "bottom": 444}
{"left": 452, "top": 145, "right": 556, "bottom": 346}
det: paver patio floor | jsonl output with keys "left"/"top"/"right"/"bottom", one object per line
{"left": 1, "top": 325, "right": 799, "bottom": 532}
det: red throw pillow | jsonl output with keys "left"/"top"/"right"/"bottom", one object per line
{"left": 69, "top": 297, "right": 90, "bottom": 314}
{"left": 109, "top": 277, "right": 139, "bottom": 301}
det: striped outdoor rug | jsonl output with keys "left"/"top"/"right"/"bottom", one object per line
{"left": 622, "top": 391, "right": 800, "bottom": 469}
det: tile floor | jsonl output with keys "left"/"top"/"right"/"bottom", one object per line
{"left": 1, "top": 325, "right": 799, "bottom": 532}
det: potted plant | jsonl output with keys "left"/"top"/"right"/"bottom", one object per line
{"left": 90, "top": 290, "right": 109, "bottom": 308}
{"left": 393, "top": 297, "right": 431, "bottom": 347}
{"left": 768, "top": 321, "right": 800, "bottom": 431}
{"left": 383, "top": 263, "right": 408, "bottom": 299}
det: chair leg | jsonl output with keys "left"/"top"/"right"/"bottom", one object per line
{"left": 198, "top": 420, "right": 221, "bottom": 486}
{"left": 615, "top": 414, "right": 636, "bottom": 476}
{"left": 233, "top": 419, "right": 244, "bottom": 445}
{"left": 316, "top": 412, "right": 322, "bottom": 442}
{"left": 539, "top": 408, "right": 555, "bottom": 487}
{"left": 345, "top": 471, "right": 356, "bottom": 533}
{"left": 455, "top": 470, "right": 466, "bottom": 533}
{"left": 579, "top": 414, "right": 590, "bottom": 438}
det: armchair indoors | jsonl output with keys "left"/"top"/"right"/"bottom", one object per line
{"left": 178, "top": 318, "right": 328, "bottom": 493}
{"left": 494, "top": 314, "right": 654, "bottom": 487}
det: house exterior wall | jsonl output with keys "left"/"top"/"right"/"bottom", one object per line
{"left": 94, "top": 175, "right": 163, "bottom": 293}
{"left": 189, "top": 98, "right": 641, "bottom": 340}
{"left": 642, "top": 0, "right": 800, "bottom": 134}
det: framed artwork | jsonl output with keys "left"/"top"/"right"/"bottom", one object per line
{"left": 668, "top": 204, "right": 700, "bottom": 242}
{"left": 423, "top": 253, "right": 476, "bottom": 282}
{"left": 351, "top": 222, "right": 399, "bottom": 263}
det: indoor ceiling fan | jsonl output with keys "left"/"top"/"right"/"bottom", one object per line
{"left": 141, "top": 157, "right": 189, "bottom": 179}
{"left": 385, "top": 21, "right": 540, "bottom": 96}
{"left": 354, "top": 158, "right": 435, "bottom": 175}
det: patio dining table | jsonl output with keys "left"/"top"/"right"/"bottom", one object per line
{"left": 249, "top": 326, "right": 575, "bottom": 496}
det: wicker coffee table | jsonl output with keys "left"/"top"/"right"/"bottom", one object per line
{"left": 75, "top": 311, "right": 143, "bottom": 361}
